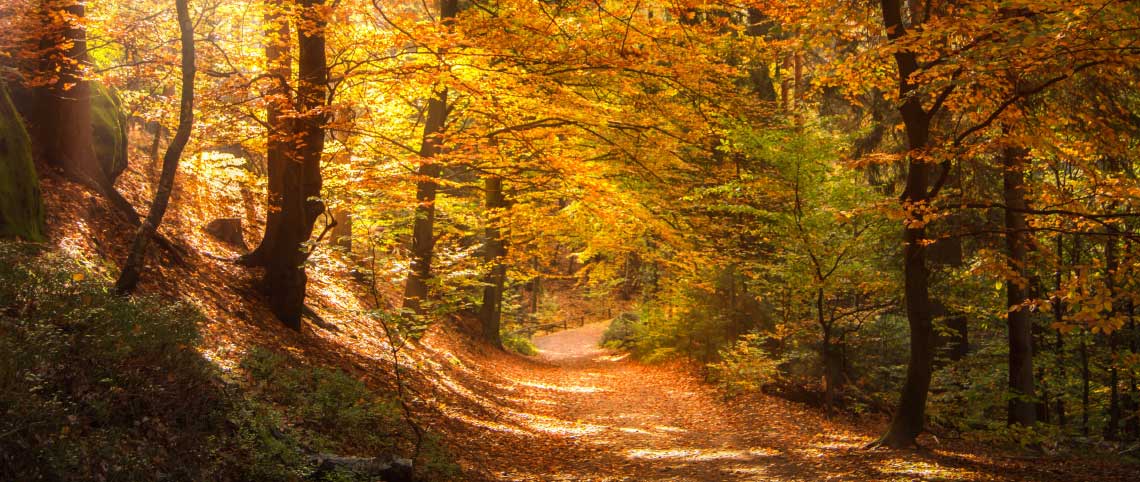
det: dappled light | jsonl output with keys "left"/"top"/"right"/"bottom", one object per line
{"left": 3, "top": 0, "right": 1140, "bottom": 481}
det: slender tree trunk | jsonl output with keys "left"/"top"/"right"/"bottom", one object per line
{"left": 478, "top": 175, "right": 506, "bottom": 347}
{"left": 240, "top": 0, "right": 292, "bottom": 267}
{"left": 1127, "top": 298, "right": 1139, "bottom": 440}
{"left": 1081, "top": 333, "right": 1090, "bottom": 436}
{"left": 1052, "top": 232, "right": 1067, "bottom": 427}
{"left": 872, "top": 0, "right": 938, "bottom": 448}
{"left": 1105, "top": 236, "right": 1120, "bottom": 440}
{"left": 402, "top": 0, "right": 458, "bottom": 314}
{"left": 1003, "top": 146, "right": 1036, "bottom": 427}
{"left": 115, "top": 0, "right": 195, "bottom": 294}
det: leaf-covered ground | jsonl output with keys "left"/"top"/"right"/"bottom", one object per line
{"left": 419, "top": 321, "right": 1140, "bottom": 481}
{"left": 38, "top": 172, "right": 1140, "bottom": 481}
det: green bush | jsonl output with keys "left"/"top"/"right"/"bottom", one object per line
{"left": 0, "top": 242, "right": 458, "bottom": 481}
{"left": 502, "top": 332, "right": 539, "bottom": 356}
{"left": 240, "top": 348, "right": 405, "bottom": 454}
{"left": 600, "top": 311, "right": 641, "bottom": 349}
{"left": 707, "top": 332, "right": 783, "bottom": 398}
{"left": 0, "top": 242, "right": 238, "bottom": 480}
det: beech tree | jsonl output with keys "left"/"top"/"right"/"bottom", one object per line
{"left": 241, "top": 0, "right": 329, "bottom": 329}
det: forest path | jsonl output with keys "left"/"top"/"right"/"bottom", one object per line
{"left": 437, "top": 321, "right": 1129, "bottom": 481}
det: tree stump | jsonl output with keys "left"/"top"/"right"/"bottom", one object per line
{"left": 205, "top": 218, "right": 247, "bottom": 250}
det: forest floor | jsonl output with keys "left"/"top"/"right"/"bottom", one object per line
{"left": 425, "top": 321, "right": 1140, "bottom": 481}
{"left": 37, "top": 170, "right": 1140, "bottom": 482}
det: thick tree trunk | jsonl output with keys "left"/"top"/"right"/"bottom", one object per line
{"left": 262, "top": 0, "right": 328, "bottom": 329}
{"left": 478, "top": 175, "right": 506, "bottom": 348}
{"left": 36, "top": 1, "right": 100, "bottom": 186}
{"left": 402, "top": 0, "right": 459, "bottom": 314}
{"left": 115, "top": 0, "right": 195, "bottom": 294}
{"left": 1003, "top": 146, "right": 1036, "bottom": 427}
{"left": 872, "top": 0, "right": 939, "bottom": 449}
{"left": 240, "top": 1, "right": 292, "bottom": 267}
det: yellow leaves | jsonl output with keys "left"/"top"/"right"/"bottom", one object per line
{"left": 71, "top": 273, "right": 85, "bottom": 282}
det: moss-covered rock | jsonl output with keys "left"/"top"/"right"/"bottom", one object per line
{"left": 0, "top": 80, "right": 45, "bottom": 241}
{"left": 90, "top": 81, "right": 128, "bottom": 183}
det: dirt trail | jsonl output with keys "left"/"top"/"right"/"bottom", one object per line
{"left": 424, "top": 321, "right": 1136, "bottom": 481}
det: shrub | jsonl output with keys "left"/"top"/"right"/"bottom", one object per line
{"left": 600, "top": 311, "right": 641, "bottom": 349}
{"left": 707, "top": 333, "right": 783, "bottom": 398}
{"left": 0, "top": 242, "right": 236, "bottom": 480}
{"left": 0, "top": 242, "right": 458, "bottom": 481}
{"left": 502, "top": 332, "right": 539, "bottom": 356}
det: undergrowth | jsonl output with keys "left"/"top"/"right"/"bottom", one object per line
{"left": 502, "top": 332, "right": 539, "bottom": 356}
{"left": 0, "top": 241, "right": 457, "bottom": 481}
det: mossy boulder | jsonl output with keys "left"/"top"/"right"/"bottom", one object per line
{"left": 6, "top": 80, "right": 128, "bottom": 185}
{"left": 0, "top": 80, "right": 45, "bottom": 241}
{"left": 90, "top": 81, "right": 128, "bottom": 183}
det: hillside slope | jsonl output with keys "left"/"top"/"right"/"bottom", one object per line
{"left": 31, "top": 170, "right": 1140, "bottom": 481}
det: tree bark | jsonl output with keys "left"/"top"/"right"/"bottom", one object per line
{"left": 1051, "top": 232, "right": 1067, "bottom": 427}
{"left": 262, "top": 0, "right": 328, "bottom": 329}
{"left": 36, "top": 0, "right": 100, "bottom": 186}
{"left": 331, "top": 208, "right": 352, "bottom": 251}
{"left": 402, "top": 0, "right": 459, "bottom": 314}
{"left": 1003, "top": 146, "right": 1036, "bottom": 427}
{"left": 115, "top": 0, "right": 195, "bottom": 294}
{"left": 478, "top": 175, "right": 506, "bottom": 348}
{"left": 240, "top": 0, "right": 293, "bottom": 267}
{"left": 1105, "top": 236, "right": 1120, "bottom": 440}
{"left": 872, "top": 0, "right": 937, "bottom": 449}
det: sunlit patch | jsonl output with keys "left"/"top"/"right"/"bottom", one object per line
{"left": 440, "top": 408, "right": 530, "bottom": 436}
{"left": 811, "top": 433, "right": 866, "bottom": 450}
{"left": 876, "top": 458, "right": 978, "bottom": 480}
{"left": 514, "top": 413, "right": 607, "bottom": 436}
{"left": 509, "top": 379, "right": 606, "bottom": 393}
{"left": 653, "top": 425, "right": 687, "bottom": 433}
{"left": 625, "top": 447, "right": 780, "bottom": 461}
{"left": 595, "top": 353, "right": 629, "bottom": 362}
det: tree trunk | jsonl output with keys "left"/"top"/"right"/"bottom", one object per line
{"left": 1127, "top": 299, "right": 1139, "bottom": 440}
{"left": 1003, "top": 146, "right": 1036, "bottom": 427}
{"left": 1105, "top": 236, "right": 1120, "bottom": 440}
{"left": 402, "top": 0, "right": 459, "bottom": 314}
{"left": 240, "top": 0, "right": 292, "bottom": 267}
{"left": 1081, "top": 333, "right": 1090, "bottom": 436}
{"left": 478, "top": 175, "right": 506, "bottom": 348}
{"left": 331, "top": 208, "right": 352, "bottom": 251}
{"left": 115, "top": 0, "right": 195, "bottom": 294}
{"left": 1052, "top": 232, "right": 1067, "bottom": 427}
{"left": 262, "top": 0, "right": 328, "bottom": 329}
{"left": 36, "top": 1, "right": 100, "bottom": 186}
{"left": 872, "top": 0, "right": 937, "bottom": 448}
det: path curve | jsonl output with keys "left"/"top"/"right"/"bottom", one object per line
{"left": 428, "top": 321, "right": 1137, "bottom": 481}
